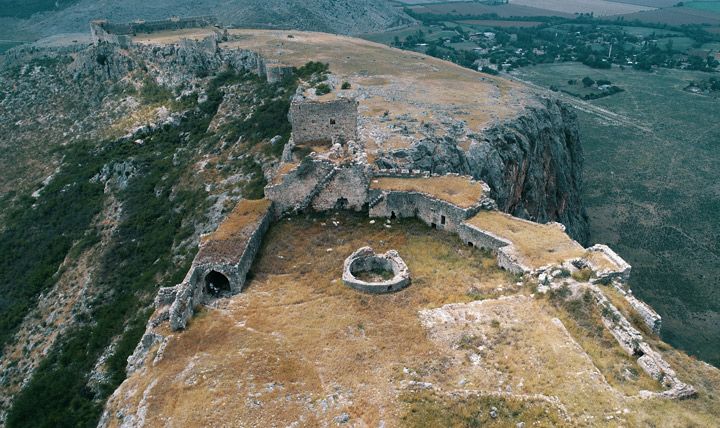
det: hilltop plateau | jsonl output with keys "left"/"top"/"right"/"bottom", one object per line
{"left": 0, "top": 22, "right": 718, "bottom": 428}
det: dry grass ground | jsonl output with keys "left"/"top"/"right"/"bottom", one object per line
{"left": 104, "top": 213, "right": 720, "bottom": 427}
{"left": 467, "top": 210, "right": 586, "bottom": 269}
{"left": 370, "top": 176, "right": 485, "bottom": 208}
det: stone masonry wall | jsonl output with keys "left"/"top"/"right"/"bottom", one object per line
{"left": 311, "top": 163, "right": 370, "bottom": 212}
{"left": 91, "top": 16, "right": 217, "bottom": 40}
{"left": 290, "top": 97, "right": 358, "bottom": 144}
{"left": 162, "top": 200, "right": 273, "bottom": 331}
{"left": 369, "top": 191, "right": 481, "bottom": 234}
{"left": 457, "top": 223, "right": 512, "bottom": 252}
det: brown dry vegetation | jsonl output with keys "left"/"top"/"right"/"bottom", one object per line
{"left": 370, "top": 176, "right": 486, "bottom": 208}
{"left": 105, "top": 213, "right": 720, "bottom": 427}
{"left": 467, "top": 210, "right": 586, "bottom": 268}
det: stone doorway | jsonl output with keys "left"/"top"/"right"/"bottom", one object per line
{"left": 205, "top": 270, "right": 231, "bottom": 296}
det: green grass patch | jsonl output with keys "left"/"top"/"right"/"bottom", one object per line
{"left": 400, "top": 390, "right": 567, "bottom": 427}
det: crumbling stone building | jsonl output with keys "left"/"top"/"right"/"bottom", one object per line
{"left": 90, "top": 16, "right": 217, "bottom": 47}
{"left": 289, "top": 97, "right": 358, "bottom": 144}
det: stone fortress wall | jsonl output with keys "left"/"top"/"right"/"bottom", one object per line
{"left": 289, "top": 96, "right": 358, "bottom": 144}
{"left": 90, "top": 16, "right": 218, "bottom": 47}
{"left": 116, "top": 24, "right": 692, "bottom": 399}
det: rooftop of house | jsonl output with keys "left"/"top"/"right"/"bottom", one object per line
{"left": 370, "top": 175, "right": 486, "bottom": 209}
{"left": 465, "top": 210, "right": 586, "bottom": 269}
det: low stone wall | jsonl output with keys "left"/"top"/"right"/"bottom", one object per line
{"left": 369, "top": 190, "right": 481, "bottom": 233}
{"left": 589, "top": 285, "right": 695, "bottom": 399}
{"left": 457, "top": 222, "right": 511, "bottom": 251}
{"left": 342, "top": 247, "right": 411, "bottom": 293}
{"left": 457, "top": 221, "right": 535, "bottom": 274}
{"left": 586, "top": 244, "right": 632, "bottom": 283}
{"left": 289, "top": 97, "right": 358, "bottom": 144}
{"left": 612, "top": 284, "right": 662, "bottom": 334}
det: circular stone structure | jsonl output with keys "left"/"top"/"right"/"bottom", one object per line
{"left": 342, "top": 246, "right": 410, "bottom": 294}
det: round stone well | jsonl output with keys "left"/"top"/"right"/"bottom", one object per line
{"left": 342, "top": 246, "right": 410, "bottom": 294}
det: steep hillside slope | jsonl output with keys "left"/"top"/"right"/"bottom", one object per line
{"left": 0, "top": 0, "right": 413, "bottom": 42}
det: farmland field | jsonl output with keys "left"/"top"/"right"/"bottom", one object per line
{"left": 619, "top": 6, "right": 720, "bottom": 25}
{"left": 408, "top": 2, "right": 574, "bottom": 18}
{"left": 458, "top": 19, "right": 544, "bottom": 27}
{"left": 515, "top": 63, "right": 720, "bottom": 367}
{"left": 510, "top": 0, "right": 654, "bottom": 16}
{"left": 362, "top": 25, "right": 453, "bottom": 44}
{"left": 685, "top": 1, "right": 720, "bottom": 13}
{"left": 607, "top": 0, "right": 679, "bottom": 6}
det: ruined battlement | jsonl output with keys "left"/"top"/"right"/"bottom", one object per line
{"left": 289, "top": 96, "right": 358, "bottom": 145}
{"left": 91, "top": 16, "right": 217, "bottom": 39}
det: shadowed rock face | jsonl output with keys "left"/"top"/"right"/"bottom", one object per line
{"left": 377, "top": 99, "right": 589, "bottom": 244}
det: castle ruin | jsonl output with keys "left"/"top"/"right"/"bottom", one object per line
{"left": 113, "top": 28, "right": 695, "bottom": 400}
{"left": 289, "top": 96, "right": 358, "bottom": 145}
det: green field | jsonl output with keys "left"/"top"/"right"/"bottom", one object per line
{"left": 363, "top": 25, "right": 456, "bottom": 44}
{"left": 685, "top": 1, "right": 720, "bottom": 13}
{"left": 516, "top": 63, "right": 720, "bottom": 367}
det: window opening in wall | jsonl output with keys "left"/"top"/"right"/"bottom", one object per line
{"left": 441, "top": 215, "right": 446, "bottom": 225}
{"left": 330, "top": 119, "right": 336, "bottom": 125}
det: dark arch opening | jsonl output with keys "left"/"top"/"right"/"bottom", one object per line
{"left": 390, "top": 211, "right": 396, "bottom": 220}
{"left": 468, "top": 241, "right": 474, "bottom": 247}
{"left": 205, "top": 270, "right": 231, "bottom": 296}
{"left": 335, "top": 197, "right": 349, "bottom": 210}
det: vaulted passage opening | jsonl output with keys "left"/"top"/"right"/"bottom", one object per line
{"left": 390, "top": 211, "right": 396, "bottom": 220}
{"left": 335, "top": 197, "right": 349, "bottom": 210}
{"left": 205, "top": 270, "right": 230, "bottom": 296}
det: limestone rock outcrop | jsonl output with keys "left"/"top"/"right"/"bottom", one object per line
{"left": 376, "top": 99, "right": 588, "bottom": 243}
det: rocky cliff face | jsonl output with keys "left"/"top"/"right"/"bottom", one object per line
{"left": 376, "top": 99, "right": 589, "bottom": 244}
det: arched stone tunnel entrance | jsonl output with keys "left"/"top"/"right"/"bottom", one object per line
{"left": 205, "top": 270, "right": 231, "bottom": 296}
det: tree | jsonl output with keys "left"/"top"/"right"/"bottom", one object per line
{"left": 582, "top": 76, "right": 595, "bottom": 87}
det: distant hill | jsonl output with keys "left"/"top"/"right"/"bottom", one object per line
{"left": 0, "top": 0, "right": 414, "bottom": 41}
